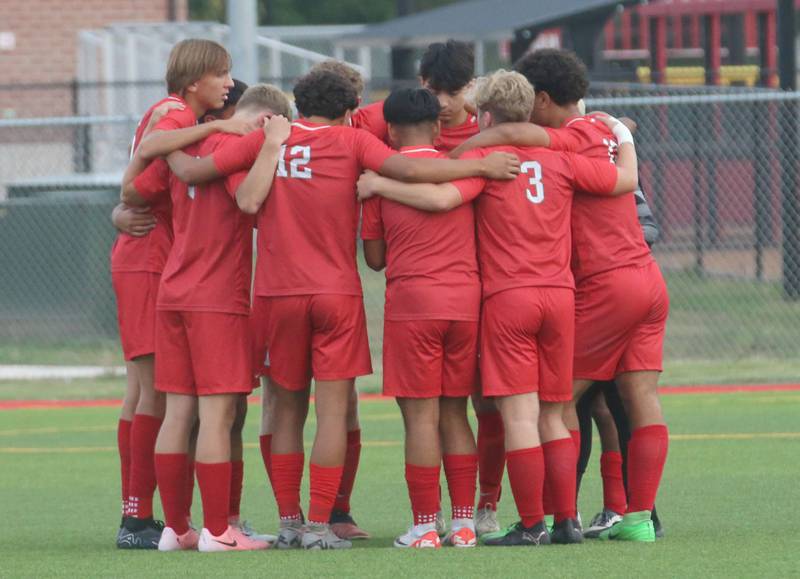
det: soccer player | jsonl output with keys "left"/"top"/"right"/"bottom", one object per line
{"left": 356, "top": 70, "right": 639, "bottom": 547}
{"left": 185, "top": 69, "right": 518, "bottom": 550}
{"left": 419, "top": 40, "right": 479, "bottom": 153}
{"left": 361, "top": 88, "right": 480, "bottom": 549}
{"left": 122, "top": 85, "right": 293, "bottom": 552}
{"left": 578, "top": 180, "right": 663, "bottom": 538}
{"left": 419, "top": 39, "right": 510, "bottom": 537}
{"left": 456, "top": 49, "right": 670, "bottom": 543}
{"left": 113, "top": 38, "right": 239, "bottom": 549}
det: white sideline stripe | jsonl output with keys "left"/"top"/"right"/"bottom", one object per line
{"left": 0, "top": 365, "right": 126, "bottom": 381}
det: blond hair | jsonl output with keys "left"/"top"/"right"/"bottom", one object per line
{"left": 470, "top": 69, "right": 534, "bottom": 124}
{"left": 309, "top": 59, "right": 365, "bottom": 96}
{"left": 236, "top": 84, "right": 293, "bottom": 120}
{"left": 166, "top": 39, "right": 231, "bottom": 95}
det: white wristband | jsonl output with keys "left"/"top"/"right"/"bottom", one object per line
{"left": 612, "top": 122, "right": 635, "bottom": 146}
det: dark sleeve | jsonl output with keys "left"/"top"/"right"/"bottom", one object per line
{"left": 634, "top": 181, "right": 659, "bottom": 247}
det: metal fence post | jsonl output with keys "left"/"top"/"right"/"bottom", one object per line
{"left": 778, "top": 0, "right": 800, "bottom": 299}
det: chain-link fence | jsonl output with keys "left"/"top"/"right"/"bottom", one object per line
{"left": 1, "top": 86, "right": 799, "bottom": 385}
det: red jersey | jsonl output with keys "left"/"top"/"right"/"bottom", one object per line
{"left": 435, "top": 114, "right": 479, "bottom": 153}
{"left": 132, "top": 133, "right": 255, "bottom": 315}
{"left": 360, "top": 146, "right": 480, "bottom": 322}
{"left": 213, "top": 119, "right": 396, "bottom": 297}
{"left": 546, "top": 115, "right": 653, "bottom": 282}
{"left": 110, "top": 95, "right": 194, "bottom": 274}
{"left": 452, "top": 146, "right": 618, "bottom": 298}
{"left": 351, "top": 100, "right": 388, "bottom": 142}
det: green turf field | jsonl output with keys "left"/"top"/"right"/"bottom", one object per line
{"left": 1, "top": 389, "right": 798, "bottom": 577}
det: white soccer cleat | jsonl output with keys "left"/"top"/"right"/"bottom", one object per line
{"left": 197, "top": 525, "right": 270, "bottom": 552}
{"left": 394, "top": 523, "right": 442, "bottom": 549}
{"left": 435, "top": 510, "right": 447, "bottom": 536}
{"left": 474, "top": 506, "right": 500, "bottom": 537}
{"left": 157, "top": 526, "right": 200, "bottom": 551}
{"left": 301, "top": 523, "right": 353, "bottom": 550}
{"left": 275, "top": 519, "right": 304, "bottom": 549}
{"left": 583, "top": 509, "right": 623, "bottom": 539}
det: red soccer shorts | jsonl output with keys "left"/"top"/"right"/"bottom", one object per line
{"left": 573, "top": 261, "right": 669, "bottom": 381}
{"left": 112, "top": 271, "right": 160, "bottom": 361}
{"left": 383, "top": 319, "right": 478, "bottom": 398}
{"left": 480, "top": 287, "right": 574, "bottom": 401}
{"left": 155, "top": 310, "right": 254, "bottom": 396}
{"left": 250, "top": 294, "right": 372, "bottom": 391}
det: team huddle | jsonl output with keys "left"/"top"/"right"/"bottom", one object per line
{"left": 110, "top": 37, "right": 670, "bottom": 552}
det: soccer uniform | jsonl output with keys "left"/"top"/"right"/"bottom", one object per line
{"left": 110, "top": 95, "right": 196, "bottom": 360}
{"left": 351, "top": 100, "right": 388, "bottom": 142}
{"left": 212, "top": 120, "right": 397, "bottom": 391}
{"left": 546, "top": 116, "right": 669, "bottom": 380}
{"left": 131, "top": 133, "right": 256, "bottom": 396}
{"left": 452, "top": 146, "right": 618, "bottom": 400}
{"left": 360, "top": 146, "right": 481, "bottom": 398}
{"left": 435, "top": 114, "right": 479, "bottom": 153}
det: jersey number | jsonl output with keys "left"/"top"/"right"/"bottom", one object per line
{"left": 277, "top": 145, "right": 312, "bottom": 179}
{"left": 521, "top": 161, "right": 544, "bottom": 204}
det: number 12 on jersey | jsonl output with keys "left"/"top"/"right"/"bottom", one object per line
{"left": 277, "top": 145, "right": 312, "bottom": 179}
{"left": 521, "top": 160, "right": 544, "bottom": 204}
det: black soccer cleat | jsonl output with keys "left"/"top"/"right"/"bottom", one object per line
{"left": 652, "top": 508, "right": 665, "bottom": 539}
{"left": 482, "top": 521, "right": 551, "bottom": 547}
{"left": 551, "top": 518, "right": 584, "bottom": 544}
{"left": 117, "top": 516, "right": 164, "bottom": 550}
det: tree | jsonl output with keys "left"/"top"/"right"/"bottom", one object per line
{"left": 189, "top": 0, "right": 460, "bottom": 25}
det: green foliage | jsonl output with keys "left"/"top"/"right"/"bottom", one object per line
{"left": 188, "top": 0, "right": 462, "bottom": 25}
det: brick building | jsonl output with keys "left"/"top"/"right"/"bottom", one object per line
{"left": 0, "top": 0, "right": 188, "bottom": 117}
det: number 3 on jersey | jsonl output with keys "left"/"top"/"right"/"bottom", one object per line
{"left": 277, "top": 145, "right": 312, "bottom": 179}
{"left": 521, "top": 160, "right": 544, "bottom": 204}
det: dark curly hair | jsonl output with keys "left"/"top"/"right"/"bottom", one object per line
{"left": 383, "top": 88, "right": 441, "bottom": 125}
{"left": 293, "top": 70, "right": 359, "bottom": 120}
{"left": 419, "top": 39, "right": 474, "bottom": 93}
{"left": 513, "top": 48, "right": 589, "bottom": 106}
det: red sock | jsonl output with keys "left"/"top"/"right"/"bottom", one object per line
{"left": 333, "top": 429, "right": 361, "bottom": 514}
{"left": 229, "top": 460, "right": 244, "bottom": 520}
{"left": 196, "top": 461, "right": 231, "bottom": 536}
{"left": 542, "top": 438, "right": 577, "bottom": 522}
{"left": 259, "top": 434, "right": 273, "bottom": 484}
{"left": 184, "top": 460, "right": 195, "bottom": 523}
{"left": 443, "top": 453, "right": 477, "bottom": 520}
{"left": 476, "top": 411, "right": 505, "bottom": 509}
{"left": 308, "top": 463, "right": 344, "bottom": 524}
{"left": 271, "top": 453, "right": 304, "bottom": 520}
{"left": 117, "top": 419, "right": 132, "bottom": 515}
{"left": 505, "top": 447, "right": 544, "bottom": 528}
{"left": 405, "top": 463, "right": 441, "bottom": 526}
{"left": 127, "top": 413, "right": 162, "bottom": 519}
{"left": 154, "top": 453, "right": 190, "bottom": 535}
{"left": 600, "top": 451, "right": 627, "bottom": 514}
{"left": 627, "top": 425, "right": 669, "bottom": 513}
{"left": 569, "top": 429, "right": 581, "bottom": 453}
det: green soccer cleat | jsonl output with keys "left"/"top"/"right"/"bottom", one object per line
{"left": 599, "top": 511, "right": 656, "bottom": 543}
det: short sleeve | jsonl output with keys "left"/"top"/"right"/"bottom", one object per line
{"left": 450, "top": 149, "right": 487, "bottom": 203}
{"left": 213, "top": 129, "right": 265, "bottom": 176}
{"left": 566, "top": 152, "right": 617, "bottom": 196}
{"left": 352, "top": 101, "right": 388, "bottom": 141}
{"left": 152, "top": 106, "right": 197, "bottom": 132}
{"left": 224, "top": 170, "right": 249, "bottom": 201}
{"left": 349, "top": 128, "right": 396, "bottom": 172}
{"left": 360, "top": 197, "right": 384, "bottom": 240}
{"left": 545, "top": 126, "right": 580, "bottom": 152}
{"left": 133, "top": 158, "right": 170, "bottom": 201}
